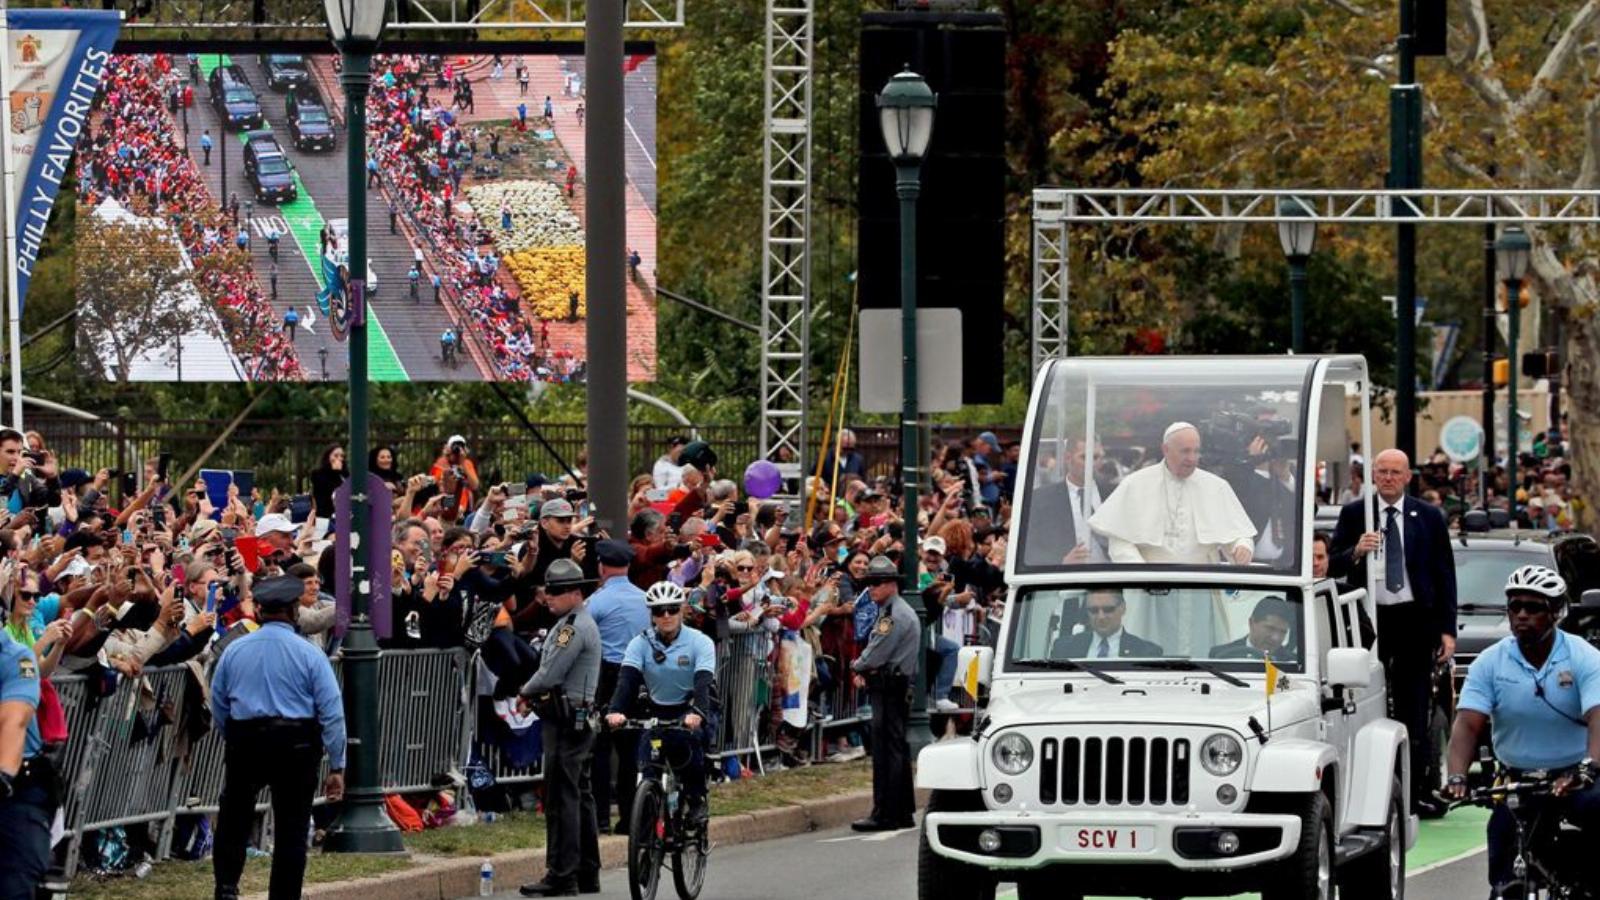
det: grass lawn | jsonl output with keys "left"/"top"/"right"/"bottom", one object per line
{"left": 463, "top": 119, "right": 569, "bottom": 189}
{"left": 69, "top": 760, "right": 872, "bottom": 897}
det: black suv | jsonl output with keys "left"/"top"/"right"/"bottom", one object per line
{"left": 208, "top": 64, "right": 263, "bottom": 130}
{"left": 285, "top": 85, "right": 335, "bottom": 152}
{"left": 243, "top": 131, "right": 298, "bottom": 204}
{"left": 260, "top": 54, "right": 311, "bottom": 91}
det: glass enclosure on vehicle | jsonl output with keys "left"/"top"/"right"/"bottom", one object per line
{"left": 1016, "top": 358, "right": 1321, "bottom": 576}
{"left": 1005, "top": 585, "right": 1306, "bottom": 673}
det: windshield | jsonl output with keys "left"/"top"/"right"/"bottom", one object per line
{"left": 299, "top": 108, "right": 329, "bottom": 124}
{"left": 225, "top": 89, "right": 254, "bottom": 105}
{"left": 1005, "top": 585, "right": 1304, "bottom": 672}
{"left": 270, "top": 55, "right": 306, "bottom": 68}
{"left": 1456, "top": 547, "right": 1552, "bottom": 609}
{"left": 1017, "top": 358, "right": 1315, "bottom": 575}
{"left": 258, "top": 156, "right": 289, "bottom": 175}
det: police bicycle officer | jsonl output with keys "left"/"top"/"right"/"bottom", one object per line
{"left": 211, "top": 576, "right": 347, "bottom": 900}
{"left": 518, "top": 558, "right": 603, "bottom": 897}
{"left": 849, "top": 555, "right": 920, "bottom": 832}
{"left": 1444, "top": 565, "right": 1600, "bottom": 897}
{"left": 604, "top": 581, "right": 718, "bottom": 824}
{"left": 0, "top": 615, "right": 53, "bottom": 899}
{"left": 440, "top": 327, "right": 458, "bottom": 365}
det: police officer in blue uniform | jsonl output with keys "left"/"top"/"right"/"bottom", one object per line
{"left": 587, "top": 539, "right": 651, "bottom": 833}
{"left": 1445, "top": 565, "right": 1600, "bottom": 896}
{"left": 604, "top": 581, "right": 718, "bottom": 823}
{"left": 519, "top": 558, "right": 603, "bottom": 897}
{"left": 0, "top": 622, "right": 52, "bottom": 900}
{"left": 211, "top": 576, "right": 347, "bottom": 900}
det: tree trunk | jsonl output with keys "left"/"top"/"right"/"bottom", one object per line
{"left": 1562, "top": 312, "right": 1600, "bottom": 529}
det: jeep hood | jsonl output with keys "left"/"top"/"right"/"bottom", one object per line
{"left": 985, "top": 677, "right": 1320, "bottom": 734}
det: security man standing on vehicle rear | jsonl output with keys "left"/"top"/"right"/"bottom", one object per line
{"left": 519, "top": 559, "right": 602, "bottom": 897}
{"left": 211, "top": 576, "right": 346, "bottom": 900}
{"left": 850, "top": 555, "right": 920, "bottom": 832}
{"left": 1443, "top": 565, "right": 1600, "bottom": 897}
{"left": 0, "top": 620, "right": 52, "bottom": 899}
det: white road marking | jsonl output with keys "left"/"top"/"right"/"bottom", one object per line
{"left": 1406, "top": 845, "right": 1486, "bottom": 878}
{"left": 625, "top": 115, "right": 656, "bottom": 171}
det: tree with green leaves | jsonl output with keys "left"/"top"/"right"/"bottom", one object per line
{"left": 75, "top": 216, "right": 207, "bottom": 384}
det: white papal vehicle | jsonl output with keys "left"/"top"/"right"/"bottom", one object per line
{"left": 916, "top": 356, "right": 1413, "bottom": 900}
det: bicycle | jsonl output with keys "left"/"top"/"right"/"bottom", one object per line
{"left": 1463, "top": 770, "right": 1595, "bottom": 899}
{"left": 618, "top": 717, "right": 709, "bottom": 900}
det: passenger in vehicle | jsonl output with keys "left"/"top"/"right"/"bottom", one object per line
{"left": 1208, "top": 596, "right": 1295, "bottom": 661}
{"left": 1088, "top": 422, "right": 1257, "bottom": 566}
{"left": 1023, "top": 437, "right": 1105, "bottom": 566}
{"left": 1051, "top": 589, "right": 1163, "bottom": 659}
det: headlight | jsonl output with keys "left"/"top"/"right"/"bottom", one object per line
{"left": 991, "top": 733, "right": 1034, "bottom": 776}
{"left": 1200, "top": 733, "right": 1243, "bottom": 777}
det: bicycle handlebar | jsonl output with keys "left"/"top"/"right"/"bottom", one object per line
{"left": 1466, "top": 777, "right": 1560, "bottom": 806}
{"left": 612, "top": 715, "right": 693, "bottom": 731}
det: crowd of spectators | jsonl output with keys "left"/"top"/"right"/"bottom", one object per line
{"left": 76, "top": 54, "right": 303, "bottom": 381}
{"left": 365, "top": 54, "right": 583, "bottom": 383}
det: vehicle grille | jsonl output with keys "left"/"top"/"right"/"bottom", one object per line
{"left": 1037, "top": 736, "right": 1191, "bottom": 807}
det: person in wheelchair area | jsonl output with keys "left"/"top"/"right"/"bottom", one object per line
{"left": 604, "top": 581, "right": 718, "bottom": 823}
{"left": 1443, "top": 565, "right": 1600, "bottom": 897}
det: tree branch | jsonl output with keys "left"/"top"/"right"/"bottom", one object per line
{"left": 1514, "top": 1, "right": 1600, "bottom": 118}
{"left": 1319, "top": 0, "right": 1374, "bottom": 17}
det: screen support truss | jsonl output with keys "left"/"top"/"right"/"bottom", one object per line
{"left": 1031, "top": 187, "right": 1600, "bottom": 376}
{"left": 760, "top": 0, "right": 812, "bottom": 494}
{"left": 35, "top": 0, "right": 683, "bottom": 31}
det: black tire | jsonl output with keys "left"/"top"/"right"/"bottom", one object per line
{"left": 1338, "top": 777, "right": 1406, "bottom": 900}
{"left": 1261, "top": 792, "right": 1335, "bottom": 900}
{"left": 671, "top": 802, "right": 708, "bottom": 900}
{"left": 917, "top": 790, "right": 996, "bottom": 900}
{"left": 1015, "top": 875, "right": 1077, "bottom": 900}
{"left": 628, "top": 779, "right": 665, "bottom": 900}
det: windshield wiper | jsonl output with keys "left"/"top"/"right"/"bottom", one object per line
{"left": 1012, "top": 657, "right": 1123, "bottom": 685}
{"left": 1130, "top": 659, "right": 1249, "bottom": 688}
{"left": 1458, "top": 603, "right": 1506, "bottom": 614}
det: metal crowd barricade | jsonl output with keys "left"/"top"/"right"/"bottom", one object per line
{"left": 375, "top": 649, "right": 474, "bottom": 793}
{"left": 711, "top": 631, "right": 773, "bottom": 761}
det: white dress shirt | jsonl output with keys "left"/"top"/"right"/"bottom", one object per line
{"left": 1374, "top": 498, "right": 1415, "bottom": 606}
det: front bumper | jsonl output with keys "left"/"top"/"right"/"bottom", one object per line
{"left": 924, "top": 809, "right": 1301, "bottom": 871}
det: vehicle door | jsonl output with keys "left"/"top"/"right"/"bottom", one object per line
{"left": 1313, "top": 579, "right": 1378, "bottom": 830}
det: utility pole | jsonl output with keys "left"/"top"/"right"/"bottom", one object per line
{"left": 585, "top": 0, "right": 627, "bottom": 534}
{"left": 1391, "top": 0, "right": 1421, "bottom": 467}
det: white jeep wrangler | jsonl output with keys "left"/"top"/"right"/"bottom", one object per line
{"left": 916, "top": 356, "right": 1414, "bottom": 900}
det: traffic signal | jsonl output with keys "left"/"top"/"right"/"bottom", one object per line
{"left": 1522, "top": 349, "right": 1559, "bottom": 379}
{"left": 1493, "top": 359, "right": 1509, "bottom": 387}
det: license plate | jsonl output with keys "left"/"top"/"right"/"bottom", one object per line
{"left": 1065, "top": 826, "right": 1155, "bottom": 854}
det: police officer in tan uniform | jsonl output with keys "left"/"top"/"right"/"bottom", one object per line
{"left": 850, "top": 555, "right": 919, "bottom": 831}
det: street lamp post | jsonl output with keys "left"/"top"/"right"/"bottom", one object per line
{"left": 322, "top": 0, "right": 403, "bottom": 855}
{"left": 877, "top": 67, "right": 936, "bottom": 755}
{"left": 1495, "top": 224, "right": 1531, "bottom": 517}
{"left": 1275, "top": 197, "right": 1316, "bottom": 354}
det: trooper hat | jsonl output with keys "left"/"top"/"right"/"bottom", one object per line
{"left": 857, "top": 555, "right": 901, "bottom": 586}
{"left": 543, "top": 558, "right": 592, "bottom": 592}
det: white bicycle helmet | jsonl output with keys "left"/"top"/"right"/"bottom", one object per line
{"left": 644, "top": 581, "right": 688, "bottom": 607}
{"left": 1504, "top": 564, "right": 1567, "bottom": 601}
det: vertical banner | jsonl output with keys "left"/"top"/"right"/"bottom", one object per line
{"left": 2, "top": 9, "right": 119, "bottom": 315}
{"left": 334, "top": 475, "right": 394, "bottom": 640}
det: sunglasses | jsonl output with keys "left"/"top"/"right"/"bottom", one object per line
{"left": 736, "top": 565, "right": 755, "bottom": 573}
{"left": 650, "top": 605, "right": 682, "bottom": 618}
{"left": 17, "top": 591, "right": 39, "bottom": 601}
{"left": 1508, "top": 599, "right": 1553, "bottom": 616}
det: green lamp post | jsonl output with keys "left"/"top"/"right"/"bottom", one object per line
{"left": 1275, "top": 197, "right": 1316, "bottom": 354}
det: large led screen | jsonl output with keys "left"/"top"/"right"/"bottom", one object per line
{"left": 73, "top": 50, "right": 657, "bottom": 383}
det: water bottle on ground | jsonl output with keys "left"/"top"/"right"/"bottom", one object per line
{"left": 479, "top": 859, "right": 494, "bottom": 896}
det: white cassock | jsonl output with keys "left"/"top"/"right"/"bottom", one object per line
{"left": 1088, "top": 463, "right": 1259, "bottom": 653}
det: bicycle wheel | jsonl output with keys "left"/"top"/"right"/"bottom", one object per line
{"left": 671, "top": 804, "right": 709, "bottom": 900}
{"left": 628, "top": 779, "right": 666, "bottom": 900}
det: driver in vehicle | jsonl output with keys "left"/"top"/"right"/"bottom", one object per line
{"left": 1052, "top": 589, "right": 1164, "bottom": 659}
{"left": 1208, "top": 596, "right": 1295, "bottom": 662}
{"left": 1443, "top": 565, "right": 1600, "bottom": 898}
{"left": 1089, "top": 421, "right": 1258, "bottom": 566}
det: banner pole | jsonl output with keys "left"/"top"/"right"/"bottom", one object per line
{"left": 0, "top": 0, "right": 21, "bottom": 432}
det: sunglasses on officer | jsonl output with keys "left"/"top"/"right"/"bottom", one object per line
{"left": 650, "top": 605, "right": 682, "bottom": 618}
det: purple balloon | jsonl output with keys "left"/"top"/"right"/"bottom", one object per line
{"left": 743, "top": 459, "right": 783, "bottom": 499}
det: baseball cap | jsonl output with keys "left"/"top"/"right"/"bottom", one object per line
{"left": 667, "top": 435, "right": 690, "bottom": 448}
{"left": 446, "top": 434, "right": 468, "bottom": 451}
{"left": 679, "top": 440, "right": 717, "bottom": 472}
{"left": 922, "top": 535, "right": 947, "bottom": 556}
{"left": 59, "top": 468, "right": 92, "bottom": 489}
{"left": 978, "top": 431, "right": 1001, "bottom": 448}
{"left": 254, "top": 513, "right": 298, "bottom": 537}
{"left": 596, "top": 539, "right": 634, "bottom": 567}
{"left": 539, "top": 498, "right": 577, "bottom": 519}
{"left": 525, "top": 474, "right": 550, "bottom": 490}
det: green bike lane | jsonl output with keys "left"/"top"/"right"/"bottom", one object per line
{"left": 199, "top": 53, "right": 408, "bottom": 381}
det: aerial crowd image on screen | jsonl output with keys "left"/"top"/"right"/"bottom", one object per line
{"left": 72, "top": 49, "right": 658, "bottom": 384}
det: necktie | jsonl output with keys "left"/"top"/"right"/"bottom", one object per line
{"left": 1384, "top": 507, "right": 1405, "bottom": 593}
{"left": 1097, "top": 637, "right": 1111, "bottom": 658}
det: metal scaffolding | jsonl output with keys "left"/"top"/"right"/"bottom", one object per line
{"left": 1032, "top": 187, "right": 1600, "bottom": 376}
{"left": 759, "top": 0, "right": 812, "bottom": 489}
{"left": 34, "top": 0, "right": 683, "bottom": 31}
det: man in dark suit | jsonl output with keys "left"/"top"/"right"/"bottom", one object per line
{"left": 1209, "top": 596, "right": 1295, "bottom": 661}
{"left": 1023, "top": 438, "right": 1105, "bottom": 567}
{"left": 1329, "top": 448, "right": 1456, "bottom": 817}
{"left": 1053, "top": 589, "right": 1164, "bottom": 659}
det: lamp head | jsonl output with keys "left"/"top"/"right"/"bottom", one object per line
{"left": 1495, "top": 224, "right": 1532, "bottom": 282}
{"left": 1275, "top": 196, "right": 1316, "bottom": 259}
{"left": 876, "top": 66, "right": 936, "bottom": 163}
{"left": 324, "top": 0, "right": 386, "bottom": 45}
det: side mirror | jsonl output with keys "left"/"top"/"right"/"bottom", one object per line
{"left": 956, "top": 645, "right": 993, "bottom": 701}
{"left": 1326, "top": 647, "right": 1372, "bottom": 689}
{"left": 1582, "top": 589, "right": 1600, "bottom": 610}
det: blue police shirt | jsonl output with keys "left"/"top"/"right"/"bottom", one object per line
{"left": 210, "top": 621, "right": 347, "bottom": 769}
{"left": 1458, "top": 630, "right": 1600, "bottom": 771}
{"left": 0, "top": 629, "right": 41, "bottom": 759}
{"left": 621, "top": 625, "right": 716, "bottom": 706}
{"left": 587, "top": 575, "right": 651, "bottom": 664}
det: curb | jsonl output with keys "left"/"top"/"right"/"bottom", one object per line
{"left": 269, "top": 789, "right": 882, "bottom": 900}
